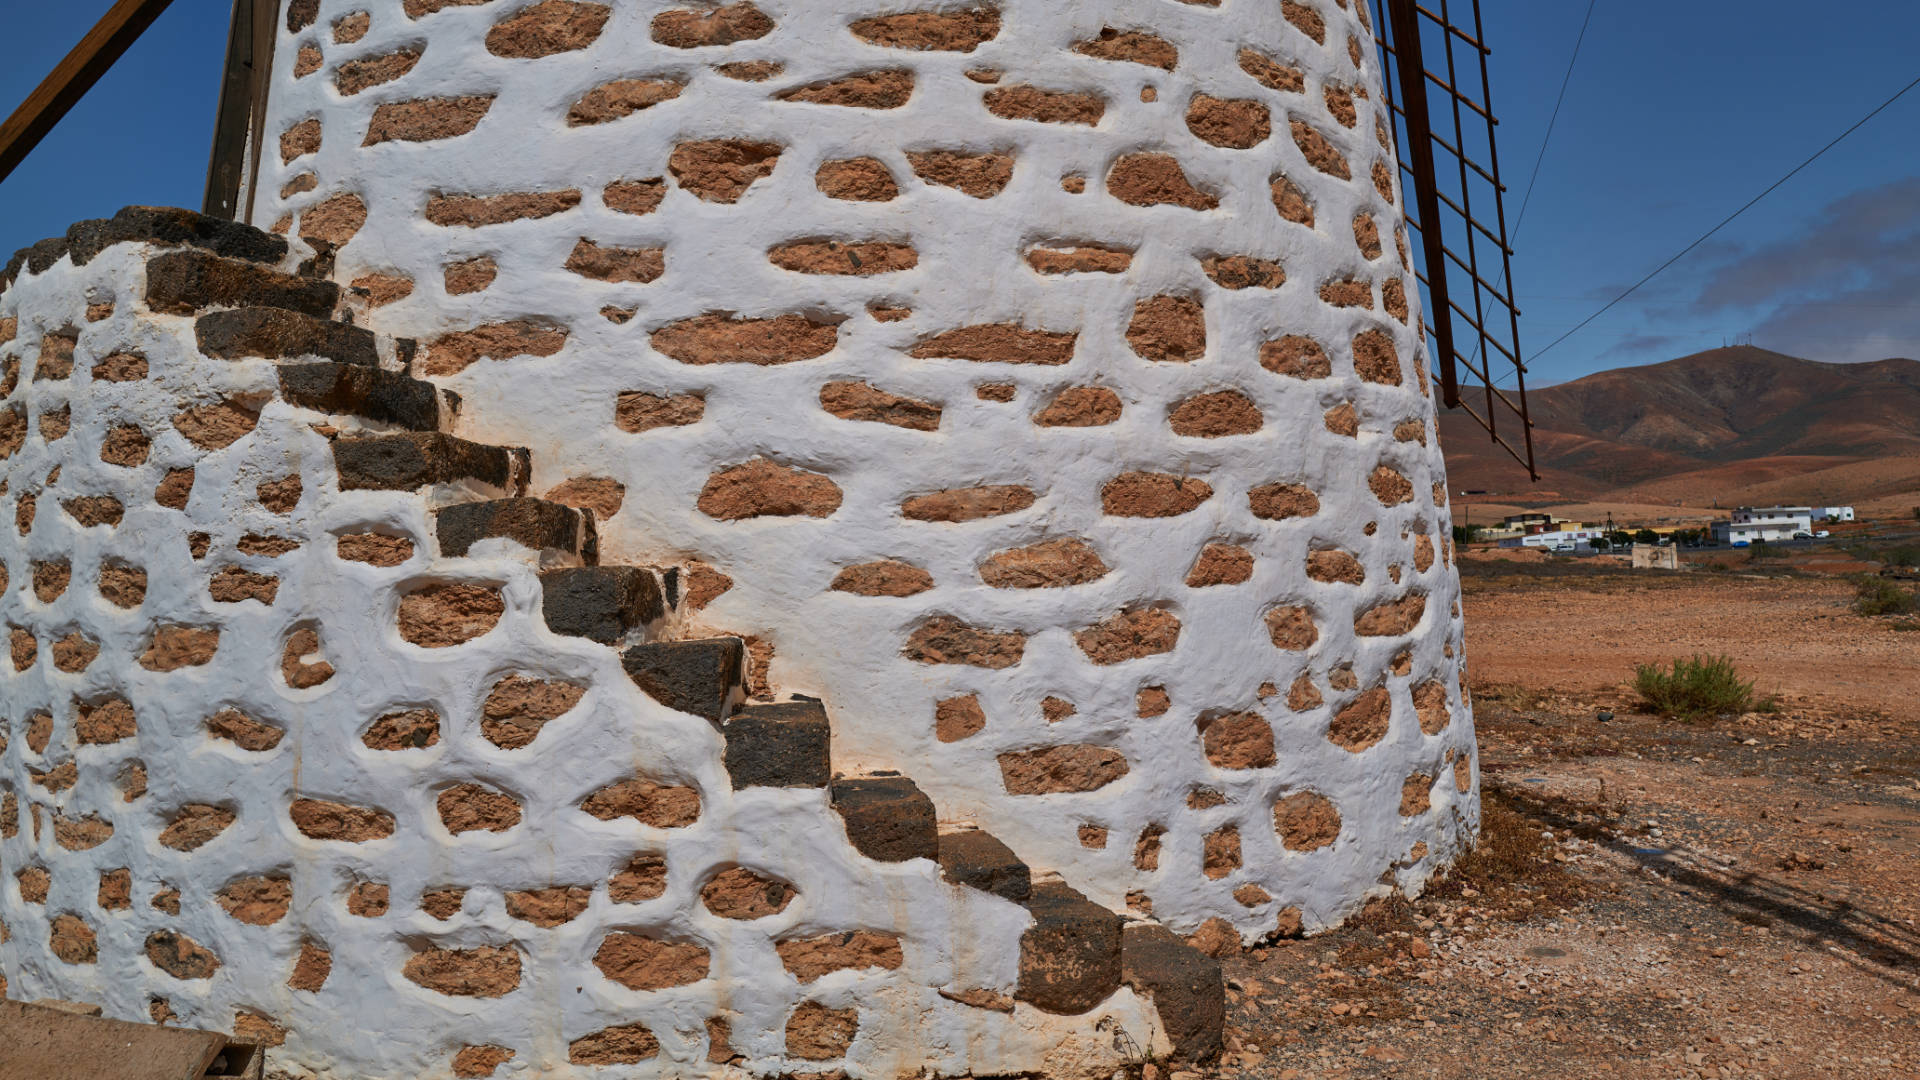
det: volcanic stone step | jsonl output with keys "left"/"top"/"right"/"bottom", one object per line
{"left": 197, "top": 307, "right": 379, "bottom": 367}
{"left": 621, "top": 638, "right": 745, "bottom": 724}
{"left": 830, "top": 775, "right": 938, "bottom": 863}
{"left": 721, "top": 701, "right": 831, "bottom": 789}
{"left": 1016, "top": 880, "right": 1124, "bottom": 1015}
{"left": 278, "top": 363, "right": 445, "bottom": 431}
{"left": 146, "top": 249, "right": 337, "bottom": 318}
{"left": 332, "top": 433, "right": 527, "bottom": 493}
{"left": 937, "top": 828, "right": 1032, "bottom": 903}
{"left": 1121, "top": 923, "right": 1225, "bottom": 1064}
{"left": 436, "top": 498, "right": 596, "bottom": 562}
{"left": 539, "top": 567, "right": 667, "bottom": 644}
{"left": 3, "top": 205, "right": 288, "bottom": 290}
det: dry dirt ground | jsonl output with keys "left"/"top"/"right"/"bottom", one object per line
{"left": 1193, "top": 559, "right": 1920, "bottom": 1080}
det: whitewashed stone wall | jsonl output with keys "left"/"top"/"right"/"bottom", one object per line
{"left": 254, "top": 0, "right": 1478, "bottom": 943}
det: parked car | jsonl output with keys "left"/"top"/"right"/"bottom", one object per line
{"left": 1551, "top": 543, "right": 1575, "bottom": 553}
{"left": 1792, "top": 531, "right": 1812, "bottom": 540}
{"left": 1815, "top": 530, "right": 1830, "bottom": 538}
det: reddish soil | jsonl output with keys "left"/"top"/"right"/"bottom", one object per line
{"left": 1193, "top": 561, "right": 1920, "bottom": 1080}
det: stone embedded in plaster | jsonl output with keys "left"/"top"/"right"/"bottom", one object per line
{"left": 1170, "top": 390, "right": 1262, "bottom": 437}
{"left": 425, "top": 189, "right": 582, "bottom": 227}
{"left": 438, "top": 783, "right": 523, "bottom": 833}
{"left": 1199, "top": 711, "right": 1275, "bottom": 770}
{"left": 1263, "top": 605, "right": 1318, "bottom": 651}
{"left": 1320, "top": 278, "right": 1373, "bottom": 309}
{"left": 1026, "top": 242, "right": 1133, "bottom": 275}
{"left": 486, "top": 0, "right": 609, "bottom": 58}
{"left": 1102, "top": 472, "right": 1211, "bottom": 517}
{"left": 831, "top": 559, "right": 933, "bottom": 596}
{"left": 1275, "top": 790, "right": 1340, "bottom": 852}
{"left": 146, "top": 930, "right": 221, "bottom": 980}
{"left": 770, "top": 239, "right": 918, "bottom": 276}
{"left": 1384, "top": 278, "right": 1410, "bottom": 322}
{"left": 698, "top": 458, "right": 843, "bottom": 520}
{"left": 1034, "top": 385, "right": 1121, "bottom": 426}
{"left": 593, "top": 932, "right": 710, "bottom": 991}
{"left": 540, "top": 566, "right": 665, "bottom": 643}
{"left": 979, "top": 537, "right": 1108, "bottom": 589}
{"left": 565, "top": 239, "right": 665, "bottom": 283}
{"left": 289, "top": 798, "right": 395, "bottom": 842}
{"left": 777, "top": 930, "right": 904, "bottom": 982}
{"left": 567, "top": 78, "right": 685, "bottom": 126}
{"left": 936, "top": 829, "right": 1031, "bottom": 902}
{"left": 139, "top": 625, "right": 220, "bottom": 672}
{"left": 1204, "top": 825, "right": 1242, "bottom": 879}
{"left": 205, "top": 708, "right": 284, "bottom": 751}
{"left": 398, "top": 582, "right": 505, "bottom": 647}
{"left": 195, "top": 306, "right": 378, "bottom": 367}
{"left": 363, "top": 708, "right": 441, "bottom": 750}
{"left": 999, "top": 745, "right": 1128, "bottom": 794}
{"left": 652, "top": 312, "right": 836, "bottom": 365}
{"left": 816, "top": 158, "right": 900, "bottom": 201}
{"left": 1307, "top": 549, "right": 1366, "bottom": 585}
{"left": 1355, "top": 592, "right": 1425, "bottom": 636}
{"left": 217, "top": 875, "right": 293, "bottom": 925}
{"left": 298, "top": 193, "right": 369, "bottom": 248}
{"left": 1248, "top": 481, "right": 1320, "bottom": 521}
{"left": 609, "top": 855, "right": 668, "bottom": 903}
{"left": 700, "top": 866, "right": 795, "bottom": 919}
{"left": 907, "top": 149, "right": 1015, "bottom": 198}
{"left": 333, "top": 432, "right": 523, "bottom": 492}
{"left": 281, "top": 626, "right": 336, "bottom": 687}
{"left": 504, "top": 885, "right": 591, "bottom": 927}
{"left": 53, "top": 814, "right": 114, "bottom": 850}
{"left": 1240, "top": 47, "right": 1304, "bottom": 92}
{"left": 478, "top": 675, "right": 584, "bottom": 750}
{"left": 787, "top": 1000, "right": 859, "bottom": 1061}
{"left": 1187, "top": 94, "right": 1272, "bottom": 149}
{"left": 615, "top": 391, "right": 705, "bottom": 432}
{"left": 452, "top": 1046, "right": 512, "bottom": 1078}
{"left": 851, "top": 8, "right": 1000, "bottom": 51}
{"left": 403, "top": 945, "right": 523, "bottom": 997}
{"left": 1201, "top": 254, "right": 1285, "bottom": 289}
{"left": 1073, "top": 27, "right": 1177, "bottom": 68}
{"left": 279, "top": 118, "right": 322, "bottom": 164}
{"left": 1121, "top": 923, "right": 1225, "bottom": 1063}
{"left": 1413, "top": 679, "right": 1449, "bottom": 734}
{"left": 902, "top": 616, "right": 1025, "bottom": 668}
{"left": 983, "top": 85, "right": 1105, "bottom": 126}
{"left": 580, "top": 777, "right": 701, "bottom": 828}
{"left": 911, "top": 323, "right": 1074, "bottom": 364}
{"left": 1126, "top": 295, "right": 1206, "bottom": 362}
{"left": 364, "top": 96, "right": 496, "bottom": 145}
{"left": 819, "top": 380, "right": 940, "bottom": 428}
{"left": 777, "top": 70, "right": 916, "bottom": 109}
{"left": 934, "top": 694, "right": 986, "bottom": 742}
{"left": 1186, "top": 543, "right": 1253, "bottom": 587}
{"left": 651, "top": 3, "right": 774, "bottom": 48}
{"left": 336, "top": 48, "right": 424, "bottom": 97}
{"left": 1369, "top": 464, "right": 1414, "bottom": 506}
{"left": 570, "top": 1023, "right": 659, "bottom": 1065}
{"left": 1327, "top": 688, "right": 1391, "bottom": 752}
{"left": 1074, "top": 607, "right": 1180, "bottom": 664}
{"left": 424, "top": 320, "right": 568, "bottom": 375}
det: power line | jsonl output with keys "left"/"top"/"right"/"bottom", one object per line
{"left": 1529, "top": 70, "right": 1920, "bottom": 364}
{"left": 1510, "top": 0, "right": 1597, "bottom": 243}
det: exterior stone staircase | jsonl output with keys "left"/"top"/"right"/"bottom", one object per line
{"left": 0, "top": 207, "right": 1222, "bottom": 1074}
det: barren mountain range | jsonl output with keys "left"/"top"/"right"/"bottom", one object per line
{"left": 1439, "top": 347, "right": 1920, "bottom": 509}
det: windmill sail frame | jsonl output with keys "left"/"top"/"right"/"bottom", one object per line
{"left": 1373, "top": 0, "right": 1537, "bottom": 479}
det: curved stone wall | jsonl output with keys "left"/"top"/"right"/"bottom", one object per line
{"left": 252, "top": 0, "right": 1478, "bottom": 942}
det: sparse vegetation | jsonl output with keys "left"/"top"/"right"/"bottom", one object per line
{"left": 1747, "top": 540, "right": 1788, "bottom": 560}
{"left": 1633, "top": 654, "right": 1775, "bottom": 720}
{"left": 1853, "top": 574, "right": 1919, "bottom": 616}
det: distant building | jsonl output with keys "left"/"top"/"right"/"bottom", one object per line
{"left": 1818, "top": 506, "right": 1855, "bottom": 522}
{"left": 1499, "top": 527, "right": 1605, "bottom": 551}
{"left": 1712, "top": 506, "right": 1813, "bottom": 545}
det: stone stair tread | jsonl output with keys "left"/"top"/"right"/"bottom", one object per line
{"left": 437, "top": 498, "right": 595, "bottom": 561}
{"left": 722, "top": 701, "right": 831, "bottom": 790}
{"left": 539, "top": 566, "right": 665, "bottom": 644}
{"left": 830, "top": 775, "right": 938, "bottom": 863}
{"left": 937, "top": 828, "right": 1032, "bottom": 903}
{"left": 145, "top": 248, "right": 337, "bottom": 318}
{"left": 1120, "top": 923, "right": 1225, "bottom": 1064}
{"left": 332, "top": 432, "right": 525, "bottom": 493}
{"left": 197, "top": 307, "right": 379, "bottom": 367}
{"left": 621, "top": 638, "right": 744, "bottom": 724}
{"left": 278, "top": 362, "right": 444, "bottom": 431}
{"left": 1016, "top": 880, "right": 1124, "bottom": 1016}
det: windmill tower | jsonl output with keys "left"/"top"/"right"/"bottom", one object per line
{"left": 0, "top": 0, "right": 1528, "bottom": 1073}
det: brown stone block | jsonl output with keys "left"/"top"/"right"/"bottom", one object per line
{"left": 1016, "top": 881, "right": 1122, "bottom": 1014}
{"left": 937, "top": 829, "right": 1030, "bottom": 902}
{"left": 144, "top": 250, "right": 338, "bottom": 318}
{"left": 999, "top": 745, "right": 1128, "bottom": 794}
{"left": 1121, "top": 923, "right": 1224, "bottom": 1063}
{"left": 830, "top": 776, "right": 937, "bottom": 862}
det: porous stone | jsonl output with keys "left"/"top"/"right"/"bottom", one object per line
{"left": 830, "top": 776, "right": 938, "bottom": 862}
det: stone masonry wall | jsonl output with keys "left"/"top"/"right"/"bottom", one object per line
{"left": 251, "top": 0, "right": 1480, "bottom": 945}
{"left": 0, "top": 216, "right": 1185, "bottom": 1078}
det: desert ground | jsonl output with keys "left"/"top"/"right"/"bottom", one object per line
{"left": 1194, "top": 544, "right": 1920, "bottom": 1079}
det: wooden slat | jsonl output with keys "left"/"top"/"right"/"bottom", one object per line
{"left": 0, "top": 0, "right": 180, "bottom": 186}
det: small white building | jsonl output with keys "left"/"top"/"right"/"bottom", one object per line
{"left": 1499, "top": 527, "right": 1606, "bottom": 551}
{"left": 1712, "top": 506, "right": 1814, "bottom": 545}
{"left": 1818, "top": 506, "right": 1856, "bottom": 522}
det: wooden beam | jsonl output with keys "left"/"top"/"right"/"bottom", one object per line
{"left": 0, "top": 0, "right": 180, "bottom": 187}
{"left": 204, "top": 0, "right": 280, "bottom": 220}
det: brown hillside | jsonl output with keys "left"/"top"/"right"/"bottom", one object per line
{"left": 1440, "top": 348, "right": 1920, "bottom": 504}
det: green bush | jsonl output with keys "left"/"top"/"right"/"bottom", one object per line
{"left": 1633, "top": 655, "right": 1774, "bottom": 720}
{"left": 1854, "top": 575, "right": 1919, "bottom": 616}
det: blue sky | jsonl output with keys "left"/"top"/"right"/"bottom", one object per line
{"left": 1, "top": 0, "right": 1916, "bottom": 385}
